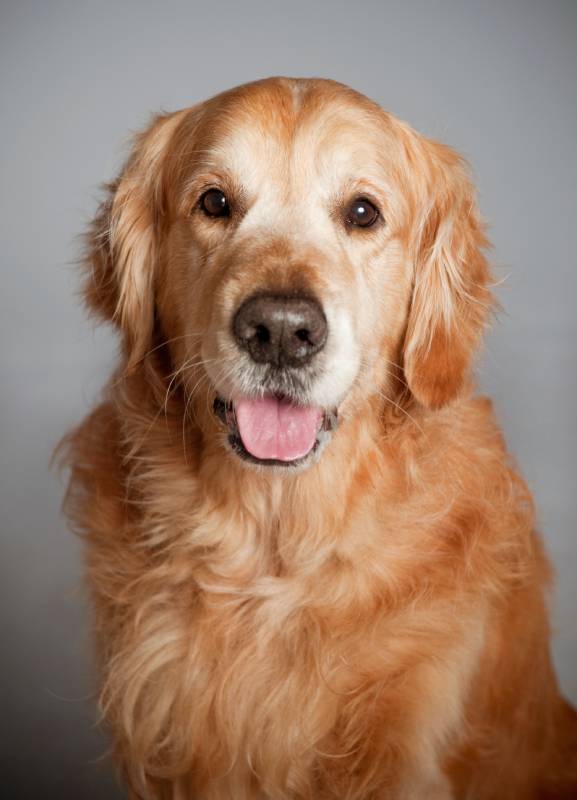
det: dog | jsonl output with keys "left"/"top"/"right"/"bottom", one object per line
{"left": 61, "top": 77, "right": 577, "bottom": 799}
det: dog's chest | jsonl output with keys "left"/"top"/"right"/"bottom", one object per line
{"left": 179, "top": 560, "right": 479, "bottom": 794}
{"left": 129, "top": 490, "right": 485, "bottom": 794}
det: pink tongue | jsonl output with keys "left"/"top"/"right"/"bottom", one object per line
{"left": 235, "top": 396, "right": 323, "bottom": 462}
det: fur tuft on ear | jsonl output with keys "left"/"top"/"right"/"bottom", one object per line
{"left": 83, "top": 111, "right": 184, "bottom": 370}
{"left": 403, "top": 139, "right": 494, "bottom": 409}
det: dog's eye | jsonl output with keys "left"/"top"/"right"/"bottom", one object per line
{"left": 346, "top": 197, "right": 379, "bottom": 228}
{"left": 199, "top": 189, "right": 230, "bottom": 218}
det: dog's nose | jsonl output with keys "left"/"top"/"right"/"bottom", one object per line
{"left": 233, "top": 293, "right": 328, "bottom": 367}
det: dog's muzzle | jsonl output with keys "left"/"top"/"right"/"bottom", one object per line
{"left": 212, "top": 292, "right": 339, "bottom": 467}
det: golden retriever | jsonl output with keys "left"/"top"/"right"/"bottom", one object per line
{"left": 61, "top": 77, "right": 577, "bottom": 799}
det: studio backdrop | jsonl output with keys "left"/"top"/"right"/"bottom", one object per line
{"left": 1, "top": 1, "right": 575, "bottom": 798}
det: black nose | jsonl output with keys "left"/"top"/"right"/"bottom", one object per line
{"left": 233, "top": 293, "right": 328, "bottom": 368}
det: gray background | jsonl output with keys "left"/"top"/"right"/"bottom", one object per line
{"left": 1, "top": 1, "right": 576, "bottom": 797}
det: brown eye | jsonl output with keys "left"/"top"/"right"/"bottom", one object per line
{"left": 346, "top": 197, "right": 379, "bottom": 228}
{"left": 199, "top": 188, "right": 229, "bottom": 218}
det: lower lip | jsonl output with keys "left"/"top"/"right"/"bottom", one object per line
{"left": 228, "top": 431, "right": 321, "bottom": 467}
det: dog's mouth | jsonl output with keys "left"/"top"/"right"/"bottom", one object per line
{"left": 213, "top": 394, "right": 338, "bottom": 467}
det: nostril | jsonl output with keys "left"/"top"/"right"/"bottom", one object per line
{"left": 295, "top": 329, "right": 310, "bottom": 343}
{"left": 255, "top": 324, "right": 270, "bottom": 344}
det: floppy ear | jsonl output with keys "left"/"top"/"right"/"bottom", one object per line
{"left": 403, "top": 139, "right": 494, "bottom": 409}
{"left": 83, "top": 111, "right": 183, "bottom": 370}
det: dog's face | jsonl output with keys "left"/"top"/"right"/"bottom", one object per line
{"left": 167, "top": 82, "right": 415, "bottom": 468}
{"left": 86, "top": 78, "right": 492, "bottom": 470}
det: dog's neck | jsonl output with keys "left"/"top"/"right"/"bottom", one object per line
{"left": 191, "top": 402, "right": 406, "bottom": 587}
{"left": 116, "top": 357, "right": 421, "bottom": 583}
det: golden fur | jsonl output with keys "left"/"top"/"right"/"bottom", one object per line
{"left": 60, "top": 78, "right": 577, "bottom": 799}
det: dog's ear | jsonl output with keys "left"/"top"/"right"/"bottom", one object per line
{"left": 402, "top": 139, "right": 494, "bottom": 409}
{"left": 83, "top": 111, "right": 183, "bottom": 370}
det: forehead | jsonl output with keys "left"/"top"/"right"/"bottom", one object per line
{"left": 180, "top": 80, "right": 394, "bottom": 191}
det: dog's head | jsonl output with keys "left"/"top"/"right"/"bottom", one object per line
{"left": 85, "top": 77, "right": 492, "bottom": 470}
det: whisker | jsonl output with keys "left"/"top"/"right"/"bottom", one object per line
{"left": 374, "top": 386, "right": 423, "bottom": 433}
